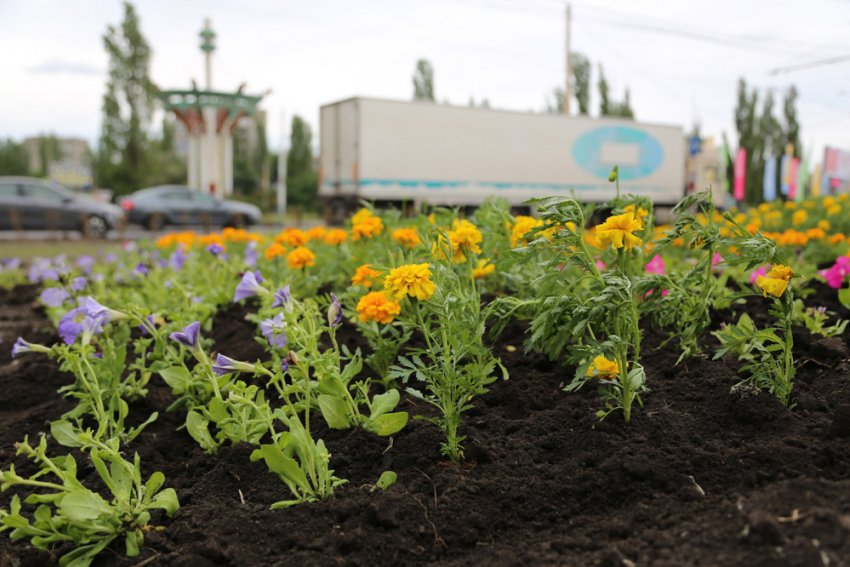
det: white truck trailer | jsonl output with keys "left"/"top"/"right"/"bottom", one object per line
{"left": 319, "top": 97, "right": 686, "bottom": 220}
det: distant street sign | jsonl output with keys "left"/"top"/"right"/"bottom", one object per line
{"left": 689, "top": 136, "right": 702, "bottom": 157}
{"left": 48, "top": 162, "right": 93, "bottom": 188}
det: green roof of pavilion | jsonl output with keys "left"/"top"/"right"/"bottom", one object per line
{"left": 158, "top": 90, "right": 263, "bottom": 117}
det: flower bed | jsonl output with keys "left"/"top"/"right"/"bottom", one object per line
{"left": 3, "top": 187, "right": 850, "bottom": 566}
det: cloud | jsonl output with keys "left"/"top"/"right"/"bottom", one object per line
{"left": 25, "top": 60, "right": 103, "bottom": 75}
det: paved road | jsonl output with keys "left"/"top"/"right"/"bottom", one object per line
{"left": 0, "top": 223, "right": 319, "bottom": 242}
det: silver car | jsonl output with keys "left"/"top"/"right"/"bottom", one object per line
{"left": 120, "top": 185, "right": 263, "bottom": 231}
{"left": 0, "top": 177, "right": 124, "bottom": 238}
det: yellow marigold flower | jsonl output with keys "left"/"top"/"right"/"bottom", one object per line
{"left": 427, "top": 213, "right": 436, "bottom": 224}
{"left": 838, "top": 194, "right": 849, "bottom": 203}
{"left": 510, "top": 216, "right": 542, "bottom": 247}
{"left": 756, "top": 264, "right": 793, "bottom": 298}
{"left": 828, "top": 204, "right": 842, "bottom": 216}
{"left": 586, "top": 355, "right": 619, "bottom": 379}
{"left": 247, "top": 232, "right": 264, "bottom": 242}
{"left": 473, "top": 259, "right": 495, "bottom": 279}
{"left": 356, "top": 291, "right": 401, "bottom": 324}
{"left": 757, "top": 203, "right": 772, "bottom": 213}
{"left": 784, "top": 201, "right": 798, "bottom": 210}
{"left": 449, "top": 220, "right": 482, "bottom": 256}
{"left": 198, "top": 233, "right": 225, "bottom": 247}
{"left": 806, "top": 228, "right": 826, "bottom": 240}
{"left": 392, "top": 227, "right": 422, "bottom": 248}
{"left": 734, "top": 213, "right": 747, "bottom": 224}
{"left": 431, "top": 233, "right": 466, "bottom": 264}
{"left": 719, "top": 227, "right": 730, "bottom": 237}
{"left": 819, "top": 220, "right": 831, "bottom": 231}
{"left": 323, "top": 228, "right": 348, "bottom": 245}
{"left": 824, "top": 196, "right": 836, "bottom": 209}
{"left": 222, "top": 228, "right": 250, "bottom": 242}
{"left": 351, "top": 208, "right": 373, "bottom": 225}
{"left": 305, "top": 226, "right": 327, "bottom": 241}
{"left": 624, "top": 205, "right": 649, "bottom": 221}
{"left": 351, "top": 264, "right": 381, "bottom": 287}
{"left": 383, "top": 263, "right": 436, "bottom": 301}
{"left": 264, "top": 242, "right": 287, "bottom": 261}
{"left": 803, "top": 200, "right": 816, "bottom": 209}
{"left": 286, "top": 246, "right": 316, "bottom": 269}
{"left": 277, "top": 228, "right": 308, "bottom": 247}
{"left": 351, "top": 216, "right": 384, "bottom": 240}
{"left": 595, "top": 212, "right": 643, "bottom": 250}
{"left": 792, "top": 209, "right": 807, "bottom": 226}
{"left": 830, "top": 233, "right": 846, "bottom": 245}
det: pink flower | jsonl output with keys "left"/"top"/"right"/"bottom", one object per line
{"left": 712, "top": 252, "right": 724, "bottom": 272}
{"left": 643, "top": 289, "right": 669, "bottom": 300}
{"left": 750, "top": 265, "right": 769, "bottom": 284}
{"left": 595, "top": 260, "right": 606, "bottom": 271}
{"left": 645, "top": 255, "right": 666, "bottom": 275}
{"left": 819, "top": 257, "right": 850, "bottom": 289}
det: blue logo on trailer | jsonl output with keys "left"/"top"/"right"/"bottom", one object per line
{"left": 572, "top": 126, "right": 664, "bottom": 180}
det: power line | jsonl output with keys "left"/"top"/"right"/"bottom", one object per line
{"left": 770, "top": 54, "right": 850, "bottom": 75}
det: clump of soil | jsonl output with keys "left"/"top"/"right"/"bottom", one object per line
{"left": 1, "top": 284, "right": 850, "bottom": 567}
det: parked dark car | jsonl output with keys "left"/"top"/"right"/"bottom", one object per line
{"left": 120, "top": 186, "right": 263, "bottom": 230}
{"left": 0, "top": 176, "right": 124, "bottom": 238}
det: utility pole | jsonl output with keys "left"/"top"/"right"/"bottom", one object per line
{"left": 277, "top": 111, "right": 287, "bottom": 217}
{"left": 564, "top": 4, "right": 571, "bottom": 115}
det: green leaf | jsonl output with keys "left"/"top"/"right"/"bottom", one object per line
{"left": 375, "top": 471, "right": 397, "bottom": 491}
{"left": 370, "top": 412, "right": 408, "bottom": 436}
{"left": 185, "top": 411, "right": 218, "bottom": 453}
{"left": 159, "top": 366, "right": 193, "bottom": 392}
{"left": 125, "top": 530, "right": 141, "bottom": 557}
{"left": 369, "top": 389, "right": 399, "bottom": 419}
{"left": 50, "top": 420, "right": 84, "bottom": 448}
{"left": 317, "top": 395, "right": 352, "bottom": 429}
{"left": 58, "top": 491, "right": 113, "bottom": 522}
{"left": 58, "top": 538, "right": 112, "bottom": 567}
{"left": 839, "top": 288, "right": 850, "bottom": 308}
{"left": 149, "top": 488, "right": 180, "bottom": 517}
{"left": 207, "top": 397, "right": 230, "bottom": 424}
{"left": 143, "top": 472, "right": 164, "bottom": 504}
{"left": 257, "top": 444, "right": 312, "bottom": 495}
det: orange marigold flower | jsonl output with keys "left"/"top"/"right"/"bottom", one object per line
{"left": 286, "top": 246, "right": 316, "bottom": 269}
{"left": 305, "top": 226, "right": 327, "bottom": 241}
{"left": 830, "top": 233, "right": 846, "bottom": 245}
{"left": 806, "top": 228, "right": 826, "bottom": 240}
{"left": 351, "top": 216, "right": 384, "bottom": 240}
{"left": 745, "top": 223, "right": 759, "bottom": 235}
{"left": 586, "top": 355, "right": 619, "bottom": 379}
{"left": 351, "top": 208, "right": 374, "bottom": 225}
{"left": 351, "top": 264, "right": 381, "bottom": 287}
{"left": 392, "top": 227, "right": 421, "bottom": 248}
{"left": 264, "top": 242, "right": 287, "bottom": 261}
{"left": 356, "top": 291, "right": 401, "bottom": 324}
{"left": 323, "top": 228, "right": 348, "bottom": 245}
{"left": 277, "top": 228, "right": 309, "bottom": 247}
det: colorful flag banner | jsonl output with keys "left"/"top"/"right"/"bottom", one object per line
{"left": 719, "top": 143, "right": 730, "bottom": 194}
{"left": 763, "top": 155, "right": 777, "bottom": 201}
{"left": 811, "top": 163, "right": 822, "bottom": 198}
{"left": 789, "top": 157, "right": 799, "bottom": 200}
{"left": 734, "top": 148, "right": 747, "bottom": 201}
{"left": 795, "top": 151, "right": 810, "bottom": 203}
{"left": 780, "top": 154, "right": 791, "bottom": 196}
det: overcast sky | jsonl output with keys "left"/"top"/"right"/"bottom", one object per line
{"left": 2, "top": 0, "right": 850, "bottom": 161}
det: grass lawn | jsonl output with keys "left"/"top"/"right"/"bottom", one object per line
{"left": 0, "top": 241, "right": 121, "bottom": 260}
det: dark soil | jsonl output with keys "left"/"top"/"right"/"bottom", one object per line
{"left": 2, "top": 283, "right": 850, "bottom": 567}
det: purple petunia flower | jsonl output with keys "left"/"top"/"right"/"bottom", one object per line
{"left": 58, "top": 308, "right": 104, "bottom": 345}
{"left": 260, "top": 313, "right": 287, "bottom": 349}
{"left": 211, "top": 353, "right": 255, "bottom": 377}
{"left": 40, "top": 287, "right": 70, "bottom": 308}
{"left": 157, "top": 259, "right": 168, "bottom": 269}
{"left": 12, "top": 337, "right": 36, "bottom": 358}
{"left": 71, "top": 277, "right": 87, "bottom": 292}
{"left": 244, "top": 241, "right": 259, "bottom": 268}
{"left": 192, "top": 296, "right": 203, "bottom": 303}
{"left": 77, "top": 256, "right": 95, "bottom": 269}
{"left": 207, "top": 243, "right": 225, "bottom": 256}
{"left": 92, "top": 273, "right": 105, "bottom": 283}
{"left": 169, "top": 321, "right": 205, "bottom": 362}
{"left": 281, "top": 356, "right": 291, "bottom": 373}
{"left": 328, "top": 293, "right": 343, "bottom": 328}
{"left": 105, "top": 253, "right": 118, "bottom": 264}
{"left": 168, "top": 248, "right": 187, "bottom": 271}
{"left": 133, "top": 262, "right": 149, "bottom": 277}
{"left": 164, "top": 280, "right": 173, "bottom": 288}
{"left": 138, "top": 315, "right": 156, "bottom": 335}
{"left": 271, "top": 285, "right": 292, "bottom": 310}
{"left": 4, "top": 258, "right": 21, "bottom": 270}
{"left": 84, "top": 297, "right": 127, "bottom": 322}
{"left": 233, "top": 270, "right": 268, "bottom": 302}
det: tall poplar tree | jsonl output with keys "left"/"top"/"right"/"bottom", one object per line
{"left": 413, "top": 59, "right": 435, "bottom": 102}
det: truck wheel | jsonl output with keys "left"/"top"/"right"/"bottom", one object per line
{"left": 82, "top": 215, "right": 109, "bottom": 239}
{"left": 228, "top": 213, "right": 246, "bottom": 229}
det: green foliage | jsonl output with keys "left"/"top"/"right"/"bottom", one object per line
{"left": 0, "top": 434, "right": 178, "bottom": 567}
{"left": 413, "top": 59, "right": 435, "bottom": 102}
{"left": 355, "top": 318, "right": 412, "bottom": 390}
{"left": 598, "top": 65, "right": 634, "bottom": 118}
{"left": 0, "top": 138, "right": 30, "bottom": 176}
{"left": 791, "top": 301, "right": 847, "bottom": 338}
{"left": 572, "top": 52, "right": 591, "bottom": 115}
{"left": 286, "top": 116, "right": 318, "bottom": 211}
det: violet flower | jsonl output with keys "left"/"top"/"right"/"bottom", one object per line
{"left": 70, "top": 277, "right": 87, "bottom": 292}
{"left": 169, "top": 321, "right": 205, "bottom": 362}
{"left": 169, "top": 248, "right": 186, "bottom": 271}
{"left": 138, "top": 315, "right": 156, "bottom": 336}
{"left": 40, "top": 287, "right": 70, "bottom": 308}
{"left": 77, "top": 255, "right": 95, "bottom": 269}
{"left": 92, "top": 273, "right": 105, "bottom": 283}
{"left": 84, "top": 297, "right": 128, "bottom": 322}
{"left": 328, "top": 293, "right": 343, "bottom": 328}
{"left": 211, "top": 353, "right": 256, "bottom": 377}
{"left": 271, "top": 284, "right": 293, "bottom": 311}
{"left": 260, "top": 313, "right": 287, "bottom": 348}
{"left": 12, "top": 337, "right": 44, "bottom": 358}
{"left": 59, "top": 308, "right": 104, "bottom": 345}
{"left": 105, "top": 253, "right": 118, "bottom": 264}
{"left": 4, "top": 258, "right": 21, "bottom": 270}
{"left": 243, "top": 241, "right": 259, "bottom": 268}
{"left": 233, "top": 270, "right": 268, "bottom": 302}
{"left": 133, "top": 262, "right": 149, "bottom": 277}
{"left": 207, "top": 243, "right": 225, "bottom": 256}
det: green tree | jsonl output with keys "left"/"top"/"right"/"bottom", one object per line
{"left": 783, "top": 85, "right": 801, "bottom": 158}
{"left": 413, "top": 59, "right": 435, "bottom": 102}
{"left": 759, "top": 90, "right": 784, "bottom": 193}
{"left": 146, "top": 117, "right": 187, "bottom": 187}
{"left": 546, "top": 87, "right": 564, "bottom": 113}
{"left": 286, "top": 115, "right": 318, "bottom": 211}
{"left": 0, "top": 139, "right": 30, "bottom": 176}
{"left": 95, "top": 2, "right": 158, "bottom": 195}
{"left": 37, "top": 134, "right": 63, "bottom": 176}
{"left": 598, "top": 65, "right": 610, "bottom": 116}
{"left": 734, "top": 78, "right": 764, "bottom": 205}
{"left": 572, "top": 52, "right": 591, "bottom": 115}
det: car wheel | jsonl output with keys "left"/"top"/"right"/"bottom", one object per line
{"left": 146, "top": 212, "right": 165, "bottom": 231}
{"left": 229, "top": 213, "right": 246, "bottom": 229}
{"left": 82, "top": 215, "right": 109, "bottom": 239}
